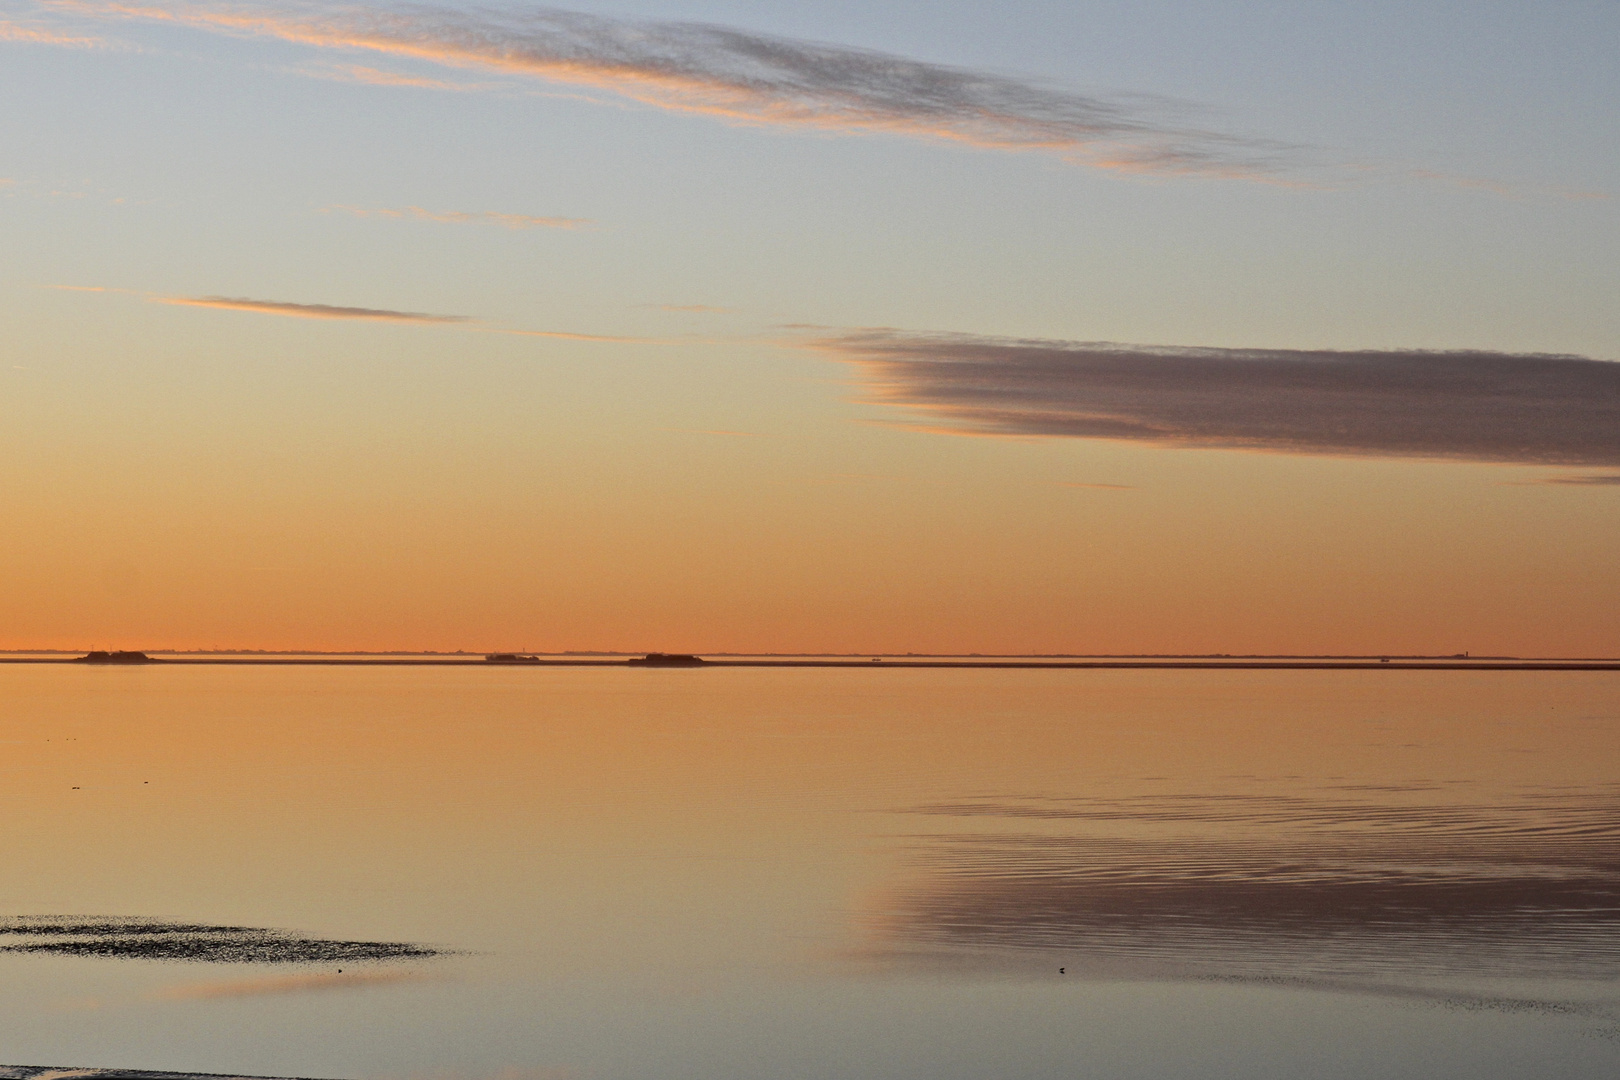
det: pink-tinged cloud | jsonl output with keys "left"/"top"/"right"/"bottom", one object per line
{"left": 811, "top": 329, "right": 1620, "bottom": 468}
{"left": 0, "top": 18, "right": 103, "bottom": 46}
{"left": 326, "top": 204, "right": 590, "bottom": 229}
{"left": 71, "top": 288, "right": 654, "bottom": 340}
{"left": 47, "top": 1, "right": 1300, "bottom": 179}
{"left": 292, "top": 61, "right": 493, "bottom": 91}
{"left": 156, "top": 295, "right": 470, "bottom": 322}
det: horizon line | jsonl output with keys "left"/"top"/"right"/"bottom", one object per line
{"left": 4, "top": 649, "right": 1620, "bottom": 669}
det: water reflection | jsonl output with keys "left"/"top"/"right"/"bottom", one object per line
{"left": 866, "top": 788, "right": 1620, "bottom": 982}
{"left": 3, "top": 666, "right": 1618, "bottom": 1078}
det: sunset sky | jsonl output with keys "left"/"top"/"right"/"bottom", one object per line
{"left": 3, "top": 0, "right": 1617, "bottom": 655}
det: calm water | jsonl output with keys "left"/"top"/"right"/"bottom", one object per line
{"left": 2, "top": 666, "right": 1617, "bottom": 1079}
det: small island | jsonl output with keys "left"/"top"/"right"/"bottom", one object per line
{"left": 75, "top": 651, "right": 157, "bottom": 664}
{"left": 484, "top": 653, "right": 542, "bottom": 663}
{"left": 627, "top": 653, "right": 707, "bottom": 667}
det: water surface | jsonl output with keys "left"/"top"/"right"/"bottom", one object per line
{"left": 2, "top": 666, "right": 1616, "bottom": 1079}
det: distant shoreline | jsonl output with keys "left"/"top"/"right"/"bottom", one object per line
{"left": 4, "top": 649, "right": 1618, "bottom": 661}
{"left": 1, "top": 655, "right": 1617, "bottom": 671}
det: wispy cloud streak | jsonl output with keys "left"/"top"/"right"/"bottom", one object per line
{"left": 481, "top": 327, "right": 668, "bottom": 343}
{"left": 1529, "top": 473, "right": 1620, "bottom": 487}
{"left": 812, "top": 329, "right": 1620, "bottom": 467}
{"left": 63, "top": 285, "right": 673, "bottom": 341}
{"left": 45, "top": 0, "right": 1298, "bottom": 178}
{"left": 156, "top": 295, "right": 469, "bottom": 322}
{"left": 290, "top": 60, "right": 493, "bottom": 90}
{"left": 325, "top": 204, "right": 590, "bottom": 229}
{"left": 0, "top": 16, "right": 103, "bottom": 45}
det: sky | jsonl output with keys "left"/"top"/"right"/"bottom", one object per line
{"left": 2, "top": 0, "right": 1617, "bottom": 655}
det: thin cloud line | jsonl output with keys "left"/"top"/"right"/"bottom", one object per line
{"left": 55, "top": 285, "right": 687, "bottom": 342}
{"left": 287, "top": 60, "right": 497, "bottom": 91}
{"left": 324, "top": 204, "right": 592, "bottom": 229}
{"left": 155, "top": 295, "right": 470, "bottom": 322}
{"left": 478, "top": 327, "right": 676, "bottom": 345}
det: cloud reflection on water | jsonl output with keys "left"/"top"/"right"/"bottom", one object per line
{"left": 861, "top": 789, "right": 1620, "bottom": 984}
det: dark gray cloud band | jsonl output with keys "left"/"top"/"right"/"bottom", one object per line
{"left": 57, "top": 1, "right": 1297, "bottom": 178}
{"left": 816, "top": 330, "right": 1620, "bottom": 467}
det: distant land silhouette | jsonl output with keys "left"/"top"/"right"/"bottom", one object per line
{"left": 0, "top": 650, "right": 1606, "bottom": 670}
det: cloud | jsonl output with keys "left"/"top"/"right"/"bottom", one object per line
{"left": 0, "top": 18, "right": 104, "bottom": 46}
{"left": 325, "top": 204, "right": 591, "bottom": 229}
{"left": 483, "top": 327, "right": 669, "bottom": 344}
{"left": 62, "top": 286, "right": 672, "bottom": 342}
{"left": 291, "top": 60, "right": 495, "bottom": 91}
{"left": 810, "top": 329, "right": 1620, "bottom": 468}
{"left": 0, "top": 915, "right": 444, "bottom": 962}
{"left": 156, "top": 294, "right": 470, "bottom": 322}
{"left": 46, "top": 0, "right": 1299, "bottom": 179}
